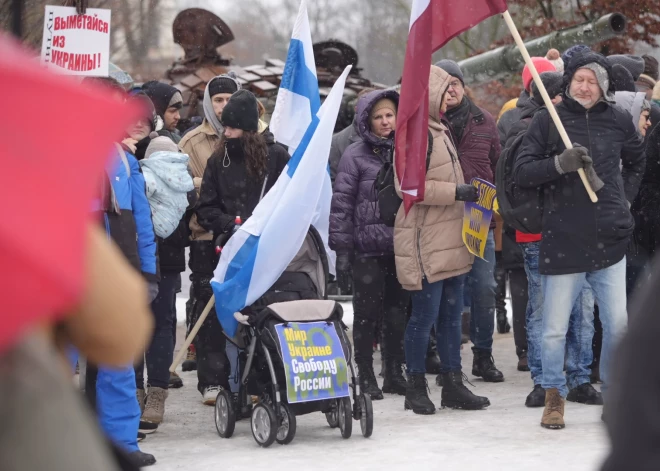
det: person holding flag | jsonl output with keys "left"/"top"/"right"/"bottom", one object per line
{"left": 396, "top": 65, "right": 490, "bottom": 415}
{"left": 194, "top": 89, "right": 289, "bottom": 404}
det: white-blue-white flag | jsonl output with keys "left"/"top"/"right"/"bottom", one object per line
{"left": 270, "top": 0, "right": 336, "bottom": 276}
{"left": 210, "top": 66, "right": 351, "bottom": 336}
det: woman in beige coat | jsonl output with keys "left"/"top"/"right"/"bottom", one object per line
{"left": 395, "top": 65, "right": 490, "bottom": 415}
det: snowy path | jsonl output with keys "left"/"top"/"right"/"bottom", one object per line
{"left": 146, "top": 299, "right": 609, "bottom": 470}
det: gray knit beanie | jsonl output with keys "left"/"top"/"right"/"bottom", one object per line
{"left": 145, "top": 132, "right": 178, "bottom": 160}
{"left": 435, "top": 60, "right": 464, "bottom": 85}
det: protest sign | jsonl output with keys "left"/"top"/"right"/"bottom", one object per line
{"left": 462, "top": 178, "right": 497, "bottom": 260}
{"left": 275, "top": 321, "right": 350, "bottom": 404}
{"left": 41, "top": 6, "right": 111, "bottom": 76}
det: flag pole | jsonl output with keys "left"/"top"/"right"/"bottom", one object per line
{"left": 170, "top": 295, "right": 215, "bottom": 373}
{"left": 501, "top": 10, "right": 598, "bottom": 203}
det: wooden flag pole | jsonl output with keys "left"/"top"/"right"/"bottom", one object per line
{"left": 170, "top": 295, "right": 215, "bottom": 373}
{"left": 501, "top": 10, "right": 598, "bottom": 203}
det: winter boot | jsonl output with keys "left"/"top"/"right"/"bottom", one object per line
{"left": 525, "top": 384, "right": 546, "bottom": 408}
{"left": 425, "top": 351, "right": 442, "bottom": 375}
{"left": 472, "top": 348, "right": 504, "bottom": 382}
{"left": 404, "top": 373, "right": 435, "bottom": 415}
{"left": 136, "top": 388, "right": 146, "bottom": 414}
{"left": 566, "top": 383, "right": 603, "bottom": 405}
{"left": 182, "top": 345, "right": 197, "bottom": 372}
{"left": 129, "top": 450, "right": 156, "bottom": 467}
{"left": 169, "top": 371, "right": 183, "bottom": 389}
{"left": 440, "top": 371, "right": 490, "bottom": 410}
{"left": 382, "top": 359, "right": 407, "bottom": 395}
{"left": 140, "top": 387, "right": 168, "bottom": 434}
{"left": 358, "top": 363, "right": 383, "bottom": 400}
{"left": 541, "top": 388, "right": 565, "bottom": 429}
{"left": 517, "top": 351, "right": 530, "bottom": 372}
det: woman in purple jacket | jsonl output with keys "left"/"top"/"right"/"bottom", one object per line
{"left": 330, "top": 89, "right": 408, "bottom": 400}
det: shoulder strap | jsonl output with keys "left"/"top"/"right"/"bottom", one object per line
{"left": 114, "top": 143, "right": 131, "bottom": 178}
{"left": 545, "top": 118, "right": 561, "bottom": 156}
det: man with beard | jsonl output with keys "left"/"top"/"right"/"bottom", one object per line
{"left": 514, "top": 51, "right": 646, "bottom": 429}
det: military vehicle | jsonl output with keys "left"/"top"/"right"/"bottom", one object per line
{"left": 164, "top": 8, "right": 386, "bottom": 133}
{"left": 458, "top": 13, "right": 627, "bottom": 85}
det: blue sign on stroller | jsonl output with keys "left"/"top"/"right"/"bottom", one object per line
{"left": 275, "top": 322, "right": 350, "bottom": 404}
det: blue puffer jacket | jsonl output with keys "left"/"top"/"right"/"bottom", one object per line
{"left": 329, "top": 89, "right": 399, "bottom": 257}
{"left": 101, "top": 147, "right": 159, "bottom": 281}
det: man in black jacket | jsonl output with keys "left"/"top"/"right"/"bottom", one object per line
{"left": 514, "top": 51, "right": 646, "bottom": 429}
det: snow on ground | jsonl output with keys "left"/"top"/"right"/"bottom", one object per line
{"left": 156, "top": 298, "right": 608, "bottom": 471}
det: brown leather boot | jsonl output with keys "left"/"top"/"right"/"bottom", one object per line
{"left": 541, "top": 388, "right": 565, "bottom": 429}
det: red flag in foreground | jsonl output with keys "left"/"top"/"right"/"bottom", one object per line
{"left": 0, "top": 34, "right": 140, "bottom": 352}
{"left": 396, "top": 0, "right": 508, "bottom": 212}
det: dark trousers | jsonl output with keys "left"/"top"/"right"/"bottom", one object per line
{"left": 189, "top": 241, "right": 229, "bottom": 393}
{"left": 494, "top": 254, "right": 507, "bottom": 319}
{"left": 352, "top": 255, "right": 408, "bottom": 365}
{"left": 135, "top": 271, "right": 178, "bottom": 390}
{"left": 508, "top": 267, "right": 529, "bottom": 357}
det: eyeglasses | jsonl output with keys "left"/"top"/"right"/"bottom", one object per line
{"left": 448, "top": 81, "right": 463, "bottom": 90}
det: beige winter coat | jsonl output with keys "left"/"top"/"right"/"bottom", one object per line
{"left": 394, "top": 66, "right": 473, "bottom": 291}
{"left": 179, "top": 119, "right": 220, "bottom": 241}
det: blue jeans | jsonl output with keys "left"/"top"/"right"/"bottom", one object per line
{"left": 405, "top": 276, "right": 466, "bottom": 374}
{"left": 467, "top": 230, "right": 497, "bottom": 352}
{"left": 541, "top": 257, "right": 627, "bottom": 397}
{"left": 521, "top": 242, "right": 595, "bottom": 388}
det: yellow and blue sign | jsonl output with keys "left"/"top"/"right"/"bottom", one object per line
{"left": 462, "top": 178, "right": 497, "bottom": 260}
{"left": 275, "top": 322, "right": 350, "bottom": 404}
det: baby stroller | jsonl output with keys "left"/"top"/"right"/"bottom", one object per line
{"left": 214, "top": 227, "right": 374, "bottom": 447}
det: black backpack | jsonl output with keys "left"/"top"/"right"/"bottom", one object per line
{"left": 375, "top": 131, "right": 433, "bottom": 226}
{"left": 495, "top": 113, "right": 560, "bottom": 234}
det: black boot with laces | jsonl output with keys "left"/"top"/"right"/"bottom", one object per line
{"left": 382, "top": 359, "right": 407, "bottom": 395}
{"left": 472, "top": 348, "right": 505, "bottom": 382}
{"left": 404, "top": 373, "right": 435, "bottom": 415}
{"left": 441, "top": 371, "right": 490, "bottom": 410}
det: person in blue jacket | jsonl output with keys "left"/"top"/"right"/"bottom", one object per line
{"left": 83, "top": 78, "right": 160, "bottom": 468}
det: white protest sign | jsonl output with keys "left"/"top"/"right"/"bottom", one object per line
{"left": 41, "top": 6, "right": 111, "bottom": 77}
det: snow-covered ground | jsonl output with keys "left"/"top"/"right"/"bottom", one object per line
{"left": 149, "top": 298, "right": 609, "bottom": 470}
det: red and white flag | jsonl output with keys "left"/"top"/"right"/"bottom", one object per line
{"left": 396, "top": 0, "right": 508, "bottom": 212}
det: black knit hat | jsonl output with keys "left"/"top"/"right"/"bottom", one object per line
{"left": 531, "top": 71, "right": 564, "bottom": 104}
{"left": 221, "top": 90, "right": 259, "bottom": 131}
{"left": 611, "top": 64, "right": 636, "bottom": 92}
{"left": 141, "top": 80, "right": 182, "bottom": 117}
{"left": 209, "top": 75, "right": 240, "bottom": 97}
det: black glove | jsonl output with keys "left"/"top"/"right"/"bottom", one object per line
{"left": 555, "top": 144, "right": 589, "bottom": 174}
{"left": 455, "top": 184, "right": 479, "bottom": 202}
{"left": 335, "top": 253, "right": 353, "bottom": 294}
{"left": 582, "top": 156, "right": 605, "bottom": 192}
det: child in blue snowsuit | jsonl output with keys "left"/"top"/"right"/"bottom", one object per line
{"left": 87, "top": 142, "right": 159, "bottom": 465}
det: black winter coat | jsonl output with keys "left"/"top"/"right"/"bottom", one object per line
{"left": 513, "top": 92, "right": 645, "bottom": 274}
{"left": 158, "top": 189, "right": 196, "bottom": 273}
{"left": 631, "top": 124, "right": 660, "bottom": 257}
{"left": 196, "top": 131, "right": 289, "bottom": 235}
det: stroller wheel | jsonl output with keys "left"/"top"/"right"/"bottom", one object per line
{"left": 325, "top": 400, "right": 339, "bottom": 429}
{"left": 337, "top": 397, "right": 353, "bottom": 439}
{"left": 275, "top": 402, "right": 297, "bottom": 445}
{"left": 357, "top": 393, "right": 373, "bottom": 438}
{"left": 251, "top": 402, "right": 277, "bottom": 448}
{"left": 214, "top": 390, "right": 236, "bottom": 438}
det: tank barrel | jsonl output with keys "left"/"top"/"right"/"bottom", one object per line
{"left": 458, "top": 13, "right": 627, "bottom": 85}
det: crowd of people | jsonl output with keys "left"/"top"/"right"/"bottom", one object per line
{"left": 33, "top": 42, "right": 660, "bottom": 468}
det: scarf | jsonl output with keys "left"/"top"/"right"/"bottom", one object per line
{"left": 445, "top": 97, "right": 471, "bottom": 143}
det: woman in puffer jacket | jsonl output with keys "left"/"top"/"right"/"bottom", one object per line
{"left": 330, "top": 89, "right": 409, "bottom": 400}
{"left": 395, "top": 65, "right": 490, "bottom": 415}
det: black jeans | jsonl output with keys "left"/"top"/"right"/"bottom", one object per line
{"left": 508, "top": 267, "right": 529, "bottom": 357}
{"left": 135, "top": 271, "right": 178, "bottom": 389}
{"left": 352, "top": 255, "right": 408, "bottom": 365}
{"left": 189, "top": 240, "right": 229, "bottom": 393}
{"left": 494, "top": 253, "right": 507, "bottom": 318}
